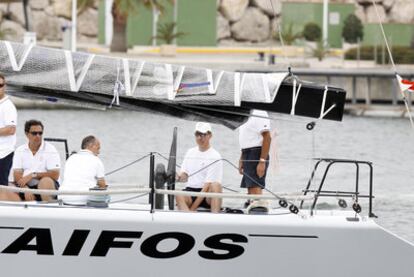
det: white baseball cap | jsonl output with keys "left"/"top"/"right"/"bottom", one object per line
{"left": 194, "top": 122, "right": 212, "bottom": 133}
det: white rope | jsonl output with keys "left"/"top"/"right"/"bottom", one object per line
{"left": 0, "top": 186, "right": 150, "bottom": 196}
{"left": 0, "top": 185, "right": 314, "bottom": 201}
{"left": 372, "top": 0, "right": 414, "bottom": 128}
{"left": 155, "top": 189, "right": 315, "bottom": 201}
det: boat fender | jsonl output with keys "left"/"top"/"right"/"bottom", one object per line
{"left": 338, "top": 199, "right": 347, "bottom": 208}
{"left": 279, "top": 199, "right": 288, "bottom": 208}
{"left": 306, "top": 122, "right": 315, "bottom": 130}
{"left": 352, "top": 202, "right": 362, "bottom": 213}
{"left": 289, "top": 204, "right": 299, "bottom": 214}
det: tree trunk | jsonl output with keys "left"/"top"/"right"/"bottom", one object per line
{"left": 110, "top": 19, "right": 127, "bottom": 52}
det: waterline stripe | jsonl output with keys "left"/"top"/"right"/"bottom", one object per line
{"left": 249, "top": 234, "right": 318, "bottom": 239}
{"left": 0, "top": 226, "right": 24, "bottom": 230}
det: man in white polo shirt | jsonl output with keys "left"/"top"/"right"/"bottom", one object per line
{"left": 238, "top": 109, "right": 271, "bottom": 196}
{"left": 59, "top": 135, "right": 107, "bottom": 205}
{"left": 176, "top": 122, "right": 223, "bottom": 213}
{"left": 13, "top": 120, "right": 61, "bottom": 201}
{"left": 0, "top": 74, "right": 17, "bottom": 187}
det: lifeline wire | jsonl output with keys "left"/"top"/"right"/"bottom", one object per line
{"left": 105, "top": 153, "right": 152, "bottom": 176}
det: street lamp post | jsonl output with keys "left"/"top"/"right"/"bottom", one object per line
{"left": 71, "top": 0, "right": 77, "bottom": 52}
{"left": 322, "top": 0, "right": 328, "bottom": 45}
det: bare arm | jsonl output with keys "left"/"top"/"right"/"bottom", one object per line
{"left": 97, "top": 178, "right": 107, "bottom": 188}
{"left": 257, "top": 131, "right": 271, "bottom": 178}
{"left": 176, "top": 172, "right": 189, "bottom": 183}
{"left": 36, "top": 170, "right": 60, "bottom": 181}
{"left": 238, "top": 152, "right": 244, "bottom": 175}
{"left": 0, "top": 125, "right": 16, "bottom": 136}
{"left": 13, "top": 170, "right": 25, "bottom": 186}
{"left": 14, "top": 170, "right": 60, "bottom": 187}
{"left": 260, "top": 131, "right": 271, "bottom": 160}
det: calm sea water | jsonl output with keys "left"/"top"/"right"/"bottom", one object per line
{"left": 15, "top": 109, "right": 414, "bottom": 243}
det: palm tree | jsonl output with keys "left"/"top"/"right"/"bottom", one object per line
{"left": 152, "top": 22, "right": 186, "bottom": 45}
{"left": 78, "top": 0, "right": 170, "bottom": 52}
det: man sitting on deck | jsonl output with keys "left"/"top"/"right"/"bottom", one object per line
{"left": 176, "top": 122, "right": 223, "bottom": 213}
{"left": 12, "top": 120, "right": 61, "bottom": 201}
{"left": 59, "top": 135, "right": 107, "bottom": 205}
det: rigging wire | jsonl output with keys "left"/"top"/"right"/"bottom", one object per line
{"left": 371, "top": 0, "right": 414, "bottom": 129}
{"left": 268, "top": 0, "right": 289, "bottom": 65}
{"left": 109, "top": 192, "right": 149, "bottom": 204}
{"left": 105, "top": 153, "right": 152, "bottom": 176}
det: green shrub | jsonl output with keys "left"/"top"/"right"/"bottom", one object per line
{"left": 342, "top": 14, "right": 363, "bottom": 43}
{"left": 345, "top": 46, "right": 375, "bottom": 60}
{"left": 303, "top": 22, "right": 321, "bottom": 42}
{"left": 152, "top": 22, "right": 186, "bottom": 44}
{"left": 279, "top": 23, "right": 303, "bottom": 45}
{"left": 311, "top": 40, "right": 329, "bottom": 61}
{"left": 345, "top": 45, "right": 414, "bottom": 64}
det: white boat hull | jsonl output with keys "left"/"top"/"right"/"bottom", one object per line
{"left": 0, "top": 203, "right": 413, "bottom": 277}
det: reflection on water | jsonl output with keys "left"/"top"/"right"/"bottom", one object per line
{"left": 15, "top": 109, "right": 414, "bottom": 243}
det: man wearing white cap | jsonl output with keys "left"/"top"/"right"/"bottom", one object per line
{"left": 176, "top": 122, "right": 223, "bottom": 213}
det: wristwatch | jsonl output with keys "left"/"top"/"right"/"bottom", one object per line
{"left": 259, "top": 158, "right": 266, "bottom": 162}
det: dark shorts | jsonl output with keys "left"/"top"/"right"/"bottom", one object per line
{"left": 240, "top": 147, "right": 269, "bottom": 189}
{"left": 183, "top": 187, "right": 210, "bottom": 209}
{"left": 18, "top": 179, "right": 60, "bottom": 201}
{"left": 0, "top": 152, "right": 13, "bottom": 186}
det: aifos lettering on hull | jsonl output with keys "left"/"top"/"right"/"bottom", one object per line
{"left": 1, "top": 228, "right": 248, "bottom": 260}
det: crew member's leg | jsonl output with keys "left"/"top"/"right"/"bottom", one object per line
{"left": 37, "top": 177, "right": 58, "bottom": 201}
{"left": 176, "top": 194, "right": 192, "bottom": 211}
{"left": 0, "top": 153, "right": 20, "bottom": 201}
{"left": 0, "top": 152, "right": 13, "bottom": 186}
{"left": 0, "top": 190, "right": 20, "bottom": 201}
{"left": 206, "top": 182, "right": 222, "bottom": 213}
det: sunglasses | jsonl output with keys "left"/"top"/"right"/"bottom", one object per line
{"left": 0, "top": 83, "right": 5, "bottom": 88}
{"left": 194, "top": 132, "right": 208, "bottom": 138}
{"left": 30, "top": 131, "right": 43, "bottom": 136}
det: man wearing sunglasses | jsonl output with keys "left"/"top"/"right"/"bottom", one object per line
{"left": 0, "top": 74, "right": 17, "bottom": 189}
{"left": 176, "top": 122, "right": 223, "bottom": 213}
{"left": 12, "top": 120, "right": 61, "bottom": 201}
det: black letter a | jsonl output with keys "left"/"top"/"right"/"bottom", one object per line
{"left": 2, "top": 228, "right": 54, "bottom": 255}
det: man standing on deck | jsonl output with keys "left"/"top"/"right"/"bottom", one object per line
{"left": 59, "top": 135, "right": 107, "bottom": 205}
{"left": 176, "top": 122, "right": 223, "bottom": 213}
{"left": 0, "top": 75, "right": 17, "bottom": 187}
{"left": 0, "top": 74, "right": 21, "bottom": 201}
{"left": 12, "top": 120, "right": 61, "bottom": 202}
{"left": 238, "top": 109, "right": 271, "bottom": 198}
